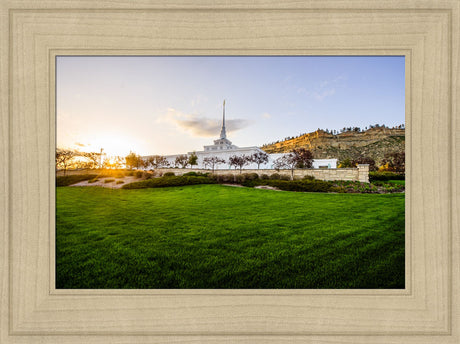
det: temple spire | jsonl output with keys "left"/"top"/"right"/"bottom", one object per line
{"left": 220, "top": 99, "right": 227, "bottom": 139}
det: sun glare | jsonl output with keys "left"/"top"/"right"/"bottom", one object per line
{"left": 78, "top": 134, "right": 142, "bottom": 157}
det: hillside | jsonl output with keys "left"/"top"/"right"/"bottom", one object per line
{"left": 261, "top": 127, "right": 405, "bottom": 166}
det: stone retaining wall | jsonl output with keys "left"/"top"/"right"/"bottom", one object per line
{"left": 156, "top": 164, "right": 369, "bottom": 183}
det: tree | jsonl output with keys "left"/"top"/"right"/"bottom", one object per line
{"left": 292, "top": 148, "right": 313, "bottom": 168}
{"left": 249, "top": 151, "right": 269, "bottom": 169}
{"left": 146, "top": 155, "right": 169, "bottom": 169}
{"left": 56, "top": 149, "right": 76, "bottom": 175}
{"left": 203, "top": 156, "right": 225, "bottom": 173}
{"left": 113, "top": 156, "right": 125, "bottom": 169}
{"left": 125, "top": 152, "right": 141, "bottom": 170}
{"left": 175, "top": 154, "right": 189, "bottom": 168}
{"left": 351, "top": 157, "right": 377, "bottom": 171}
{"left": 228, "top": 155, "right": 250, "bottom": 173}
{"left": 338, "top": 158, "right": 353, "bottom": 168}
{"left": 273, "top": 154, "right": 297, "bottom": 180}
{"left": 83, "top": 151, "right": 102, "bottom": 169}
{"left": 381, "top": 152, "right": 405, "bottom": 172}
{"left": 188, "top": 152, "right": 198, "bottom": 168}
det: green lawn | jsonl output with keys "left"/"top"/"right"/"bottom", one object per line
{"left": 56, "top": 185, "right": 405, "bottom": 289}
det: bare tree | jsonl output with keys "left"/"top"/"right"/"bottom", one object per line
{"left": 56, "top": 149, "right": 76, "bottom": 175}
{"left": 203, "top": 156, "right": 225, "bottom": 173}
{"left": 249, "top": 151, "right": 269, "bottom": 169}
{"left": 228, "top": 155, "right": 250, "bottom": 173}
{"left": 83, "top": 152, "right": 102, "bottom": 169}
{"left": 273, "top": 154, "right": 297, "bottom": 180}
{"left": 175, "top": 154, "right": 189, "bottom": 168}
{"left": 146, "top": 155, "right": 169, "bottom": 169}
{"left": 273, "top": 149, "right": 313, "bottom": 179}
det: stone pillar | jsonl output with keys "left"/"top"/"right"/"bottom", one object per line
{"left": 357, "top": 164, "right": 369, "bottom": 183}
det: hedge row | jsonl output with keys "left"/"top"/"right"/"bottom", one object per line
{"left": 56, "top": 174, "right": 98, "bottom": 186}
{"left": 242, "top": 179, "right": 332, "bottom": 193}
{"left": 369, "top": 171, "right": 405, "bottom": 181}
{"left": 121, "top": 175, "right": 216, "bottom": 189}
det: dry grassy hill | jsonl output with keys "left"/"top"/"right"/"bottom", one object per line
{"left": 261, "top": 127, "right": 405, "bottom": 166}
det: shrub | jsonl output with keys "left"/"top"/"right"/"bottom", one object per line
{"left": 122, "top": 176, "right": 216, "bottom": 189}
{"left": 303, "top": 175, "right": 316, "bottom": 181}
{"left": 369, "top": 171, "right": 405, "bottom": 181}
{"left": 269, "top": 173, "right": 281, "bottom": 180}
{"left": 183, "top": 171, "right": 199, "bottom": 176}
{"left": 279, "top": 174, "right": 291, "bottom": 180}
{"left": 242, "top": 173, "right": 259, "bottom": 181}
{"left": 183, "top": 171, "right": 210, "bottom": 177}
{"left": 126, "top": 171, "right": 134, "bottom": 176}
{"left": 135, "top": 171, "right": 144, "bottom": 178}
{"left": 163, "top": 172, "right": 175, "bottom": 177}
{"left": 88, "top": 178, "right": 99, "bottom": 183}
{"left": 234, "top": 174, "right": 245, "bottom": 183}
{"left": 262, "top": 179, "right": 332, "bottom": 192}
{"left": 104, "top": 179, "right": 115, "bottom": 183}
{"left": 143, "top": 173, "right": 154, "bottom": 180}
{"left": 56, "top": 174, "right": 97, "bottom": 186}
{"left": 116, "top": 180, "right": 124, "bottom": 184}
{"left": 260, "top": 174, "right": 269, "bottom": 180}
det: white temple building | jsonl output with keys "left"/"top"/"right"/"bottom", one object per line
{"left": 149, "top": 101, "right": 337, "bottom": 170}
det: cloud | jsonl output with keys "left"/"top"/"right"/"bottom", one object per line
{"left": 161, "top": 108, "right": 252, "bottom": 137}
{"left": 312, "top": 88, "right": 336, "bottom": 101}
{"left": 297, "top": 74, "right": 346, "bottom": 102}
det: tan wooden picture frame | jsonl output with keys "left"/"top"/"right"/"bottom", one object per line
{"left": 1, "top": 0, "right": 458, "bottom": 343}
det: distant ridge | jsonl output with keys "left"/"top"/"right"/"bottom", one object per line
{"left": 261, "top": 127, "right": 405, "bottom": 165}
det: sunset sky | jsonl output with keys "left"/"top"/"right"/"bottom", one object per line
{"left": 57, "top": 56, "right": 405, "bottom": 157}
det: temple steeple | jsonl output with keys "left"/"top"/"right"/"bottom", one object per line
{"left": 203, "top": 99, "right": 237, "bottom": 151}
{"left": 219, "top": 100, "right": 227, "bottom": 139}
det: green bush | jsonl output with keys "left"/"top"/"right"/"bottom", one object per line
{"left": 260, "top": 174, "right": 269, "bottom": 180}
{"left": 122, "top": 175, "right": 216, "bottom": 189}
{"left": 369, "top": 171, "right": 405, "bottom": 181}
{"left": 266, "top": 179, "right": 332, "bottom": 192}
{"left": 183, "top": 171, "right": 209, "bottom": 177}
{"left": 269, "top": 173, "right": 281, "bottom": 180}
{"left": 135, "top": 171, "right": 144, "bottom": 178}
{"left": 220, "top": 174, "right": 235, "bottom": 183}
{"left": 243, "top": 173, "right": 259, "bottom": 181}
{"left": 234, "top": 174, "right": 245, "bottom": 183}
{"left": 126, "top": 171, "right": 134, "bottom": 176}
{"left": 104, "top": 179, "right": 115, "bottom": 183}
{"left": 56, "top": 174, "right": 97, "bottom": 186}
{"left": 163, "top": 172, "right": 175, "bottom": 177}
{"left": 303, "top": 175, "right": 316, "bottom": 181}
{"left": 88, "top": 178, "right": 99, "bottom": 183}
{"left": 116, "top": 180, "right": 124, "bottom": 184}
{"left": 279, "top": 174, "right": 291, "bottom": 180}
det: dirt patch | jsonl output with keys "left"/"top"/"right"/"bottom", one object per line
{"left": 222, "top": 184, "right": 245, "bottom": 188}
{"left": 71, "top": 176, "right": 140, "bottom": 189}
{"left": 254, "top": 185, "right": 281, "bottom": 191}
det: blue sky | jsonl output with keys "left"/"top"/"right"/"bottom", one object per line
{"left": 57, "top": 56, "right": 405, "bottom": 156}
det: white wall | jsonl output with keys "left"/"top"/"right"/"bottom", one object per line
{"left": 155, "top": 149, "right": 337, "bottom": 170}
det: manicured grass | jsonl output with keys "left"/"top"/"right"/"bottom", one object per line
{"left": 56, "top": 185, "right": 405, "bottom": 289}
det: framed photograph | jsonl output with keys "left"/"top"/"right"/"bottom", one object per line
{"left": 55, "top": 55, "right": 406, "bottom": 290}
{"left": 1, "top": 0, "right": 458, "bottom": 343}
